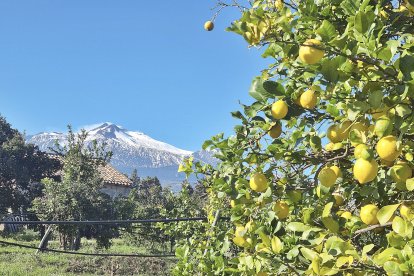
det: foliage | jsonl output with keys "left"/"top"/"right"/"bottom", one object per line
{"left": 0, "top": 115, "right": 60, "bottom": 213}
{"left": 122, "top": 177, "right": 173, "bottom": 249}
{"left": 32, "top": 126, "right": 116, "bottom": 250}
{"left": 121, "top": 177, "right": 206, "bottom": 251}
{"left": 174, "top": 0, "right": 414, "bottom": 275}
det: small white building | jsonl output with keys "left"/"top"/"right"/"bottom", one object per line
{"left": 98, "top": 164, "right": 132, "bottom": 198}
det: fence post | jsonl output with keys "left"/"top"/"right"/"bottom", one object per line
{"left": 37, "top": 226, "right": 53, "bottom": 254}
{"left": 203, "top": 210, "right": 220, "bottom": 257}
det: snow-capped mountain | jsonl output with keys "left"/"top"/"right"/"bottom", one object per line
{"left": 27, "top": 123, "right": 217, "bottom": 189}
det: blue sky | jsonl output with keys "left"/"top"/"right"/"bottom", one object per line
{"left": 0, "top": 1, "right": 267, "bottom": 151}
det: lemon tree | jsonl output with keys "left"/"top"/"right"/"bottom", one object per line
{"left": 174, "top": 0, "right": 414, "bottom": 275}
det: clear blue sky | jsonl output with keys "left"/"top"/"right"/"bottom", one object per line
{"left": 0, "top": 1, "right": 267, "bottom": 151}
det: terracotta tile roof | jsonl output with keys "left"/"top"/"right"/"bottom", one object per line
{"left": 47, "top": 154, "right": 132, "bottom": 187}
{"left": 98, "top": 164, "right": 132, "bottom": 187}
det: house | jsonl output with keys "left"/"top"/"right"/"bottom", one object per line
{"left": 98, "top": 164, "right": 132, "bottom": 198}
{"left": 48, "top": 154, "right": 133, "bottom": 198}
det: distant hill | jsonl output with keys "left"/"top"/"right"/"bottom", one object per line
{"left": 27, "top": 122, "right": 218, "bottom": 190}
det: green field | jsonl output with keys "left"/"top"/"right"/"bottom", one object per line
{"left": 0, "top": 237, "right": 176, "bottom": 275}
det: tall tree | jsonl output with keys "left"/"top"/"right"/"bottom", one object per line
{"left": 32, "top": 126, "right": 114, "bottom": 250}
{"left": 174, "top": 0, "right": 414, "bottom": 275}
{"left": 0, "top": 115, "right": 60, "bottom": 214}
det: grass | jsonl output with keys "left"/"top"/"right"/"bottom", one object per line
{"left": 0, "top": 236, "right": 176, "bottom": 275}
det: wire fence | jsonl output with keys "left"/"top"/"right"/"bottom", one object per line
{"left": 0, "top": 215, "right": 229, "bottom": 258}
{"left": 0, "top": 217, "right": 228, "bottom": 225}
{"left": 0, "top": 240, "right": 176, "bottom": 258}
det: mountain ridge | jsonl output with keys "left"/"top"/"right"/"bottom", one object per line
{"left": 27, "top": 123, "right": 217, "bottom": 189}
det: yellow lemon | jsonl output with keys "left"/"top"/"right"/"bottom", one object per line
{"left": 233, "top": 236, "right": 248, "bottom": 247}
{"left": 360, "top": 204, "right": 379, "bottom": 225}
{"left": 390, "top": 162, "right": 412, "bottom": 184}
{"left": 204, "top": 21, "right": 214, "bottom": 31}
{"left": 353, "top": 158, "right": 378, "bottom": 184}
{"left": 318, "top": 167, "right": 337, "bottom": 188}
{"left": 376, "top": 135, "right": 401, "bottom": 162}
{"left": 268, "top": 123, "right": 282, "bottom": 139}
{"left": 330, "top": 165, "right": 342, "bottom": 178}
{"left": 340, "top": 211, "right": 352, "bottom": 220}
{"left": 333, "top": 193, "right": 345, "bottom": 206}
{"left": 400, "top": 204, "right": 414, "bottom": 220}
{"left": 249, "top": 172, "right": 269, "bottom": 192}
{"left": 299, "top": 39, "right": 325, "bottom": 64}
{"left": 327, "top": 124, "right": 342, "bottom": 143}
{"left": 273, "top": 201, "right": 289, "bottom": 219}
{"left": 299, "top": 90, "right": 317, "bottom": 109}
{"left": 271, "top": 100, "right": 288, "bottom": 119}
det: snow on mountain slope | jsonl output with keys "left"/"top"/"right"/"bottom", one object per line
{"left": 27, "top": 123, "right": 217, "bottom": 188}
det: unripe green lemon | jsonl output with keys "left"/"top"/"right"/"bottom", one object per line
{"left": 268, "top": 123, "right": 282, "bottom": 139}
{"left": 299, "top": 39, "right": 324, "bottom": 64}
{"left": 390, "top": 162, "right": 412, "bottom": 184}
{"left": 271, "top": 100, "right": 288, "bottom": 119}
{"left": 374, "top": 115, "right": 393, "bottom": 137}
{"left": 353, "top": 158, "right": 378, "bottom": 184}
{"left": 318, "top": 167, "right": 337, "bottom": 188}
{"left": 376, "top": 135, "right": 401, "bottom": 162}
{"left": 360, "top": 204, "right": 379, "bottom": 225}
{"left": 273, "top": 201, "right": 289, "bottom": 219}
{"left": 249, "top": 172, "right": 269, "bottom": 192}
{"left": 333, "top": 193, "right": 345, "bottom": 206}
{"left": 327, "top": 125, "right": 342, "bottom": 143}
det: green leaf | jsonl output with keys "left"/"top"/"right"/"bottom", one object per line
{"left": 300, "top": 247, "right": 318, "bottom": 261}
{"left": 325, "top": 236, "right": 347, "bottom": 256}
{"left": 316, "top": 20, "right": 337, "bottom": 41}
{"left": 263, "top": 80, "right": 285, "bottom": 96}
{"left": 395, "top": 104, "right": 412, "bottom": 117}
{"left": 374, "top": 248, "right": 401, "bottom": 266}
{"left": 286, "top": 222, "right": 311, "bottom": 232}
{"left": 321, "top": 59, "right": 339, "bottom": 83}
{"left": 271, "top": 236, "right": 283, "bottom": 254}
{"left": 377, "top": 204, "right": 400, "bottom": 225}
{"left": 340, "top": 0, "right": 359, "bottom": 15}
{"left": 400, "top": 55, "right": 414, "bottom": 80}
{"left": 368, "top": 90, "right": 383, "bottom": 109}
{"left": 249, "top": 78, "right": 285, "bottom": 102}
{"left": 322, "top": 202, "right": 334, "bottom": 218}
{"left": 362, "top": 244, "right": 375, "bottom": 255}
{"left": 392, "top": 216, "right": 407, "bottom": 236}
{"left": 384, "top": 261, "right": 403, "bottom": 276}
{"left": 354, "top": 12, "right": 369, "bottom": 34}
{"left": 322, "top": 217, "right": 339, "bottom": 233}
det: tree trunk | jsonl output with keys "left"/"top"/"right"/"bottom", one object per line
{"left": 72, "top": 230, "right": 81, "bottom": 251}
